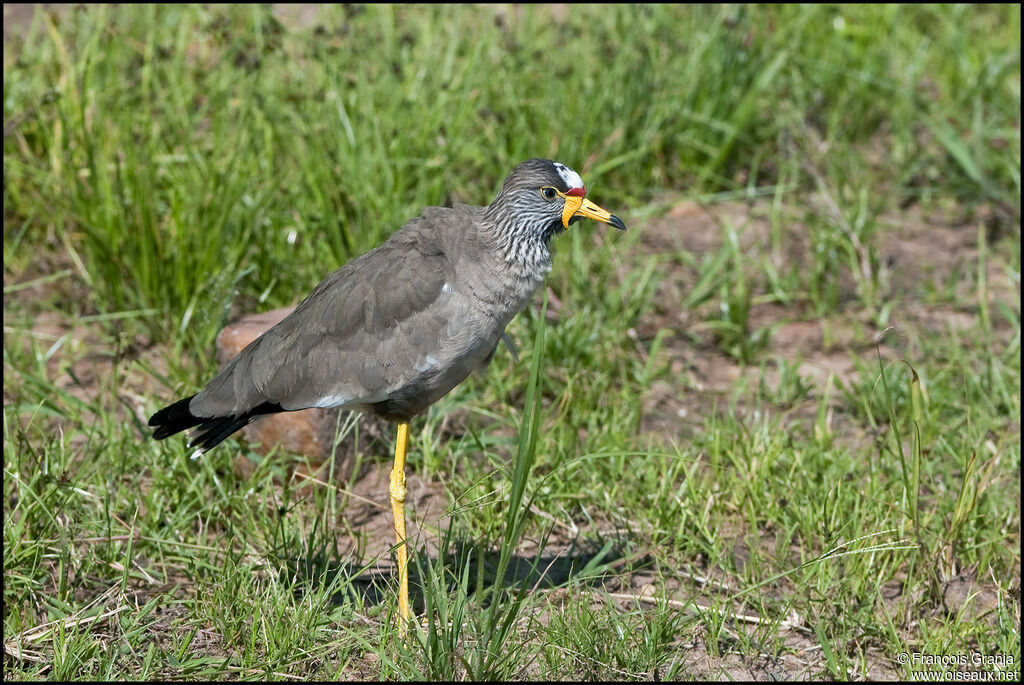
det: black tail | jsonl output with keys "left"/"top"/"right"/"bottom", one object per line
{"left": 149, "top": 395, "right": 202, "bottom": 439}
{"left": 149, "top": 396, "right": 284, "bottom": 454}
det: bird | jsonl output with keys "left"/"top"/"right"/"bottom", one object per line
{"left": 148, "top": 158, "right": 626, "bottom": 634}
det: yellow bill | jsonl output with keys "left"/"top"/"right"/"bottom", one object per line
{"left": 560, "top": 192, "right": 627, "bottom": 231}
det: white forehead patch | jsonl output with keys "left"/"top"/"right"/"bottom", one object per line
{"left": 553, "top": 162, "right": 584, "bottom": 190}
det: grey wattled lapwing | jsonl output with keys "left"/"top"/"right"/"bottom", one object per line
{"left": 148, "top": 158, "right": 626, "bottom": 634}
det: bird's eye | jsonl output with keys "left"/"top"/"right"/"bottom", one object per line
{"left": 541, "top": 187, "right": 558, "bottom": 201}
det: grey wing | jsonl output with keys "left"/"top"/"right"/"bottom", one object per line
{"left": 190, "top": 228, "right": 451, "bottom": 417}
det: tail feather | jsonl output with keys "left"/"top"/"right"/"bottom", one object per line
{"left": 149, "top": 396, "right": 284, "bottom": 454}
{"left": 149, "top": 395, "right": 202, "bottom": 440}
{"left": 188, "top": 415, "right": 255, "bottom": 454}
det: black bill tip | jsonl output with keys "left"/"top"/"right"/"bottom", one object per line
{"left": 609, "top": 214, "right": 627, "bottom": 231}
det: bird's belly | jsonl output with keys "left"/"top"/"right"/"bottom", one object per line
{"left": 368, "top": 330, "right": 499, "bottom": 421}
{"left": 365, "top": 276, "right": 538, "bottom": 421}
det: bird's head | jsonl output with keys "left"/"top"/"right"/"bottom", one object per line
{"left": 487, "top": 159, "right": 627, "bottom": 246}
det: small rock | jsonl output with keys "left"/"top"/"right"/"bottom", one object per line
{"left": 942, "top": 569, "right": 1000, "bottom": 623}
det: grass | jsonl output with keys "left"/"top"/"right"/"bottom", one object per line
{"left": 3, "top": 3, "right": 1020, "bottom": 680}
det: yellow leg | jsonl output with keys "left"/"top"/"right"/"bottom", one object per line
{"left": 389, "top": 421, "right": 411, "bottom": 635}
